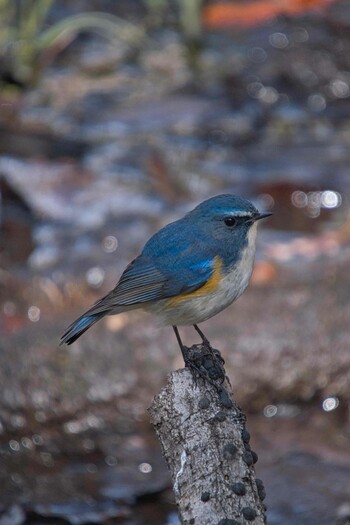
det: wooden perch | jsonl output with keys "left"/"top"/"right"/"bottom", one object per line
{"left": 149, "top": 343, "right": 268, "bottom": 525}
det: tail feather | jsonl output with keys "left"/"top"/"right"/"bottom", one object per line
{"left": 60, "top": 313, "right": 104, "bottom": 346}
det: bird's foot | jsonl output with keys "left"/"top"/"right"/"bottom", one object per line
{"left": 182, "top": 345, "right": 232, "bottom": 407}
{"left": 211, "top": 347, "right": 225, "bottom": 366}
{"left": 174, "top": 325, "right": 227, "bottom": 394}
{"left": 181, "top": 345, "right": 206, "bottom": 388}
{"left": 193, "top": 324, "right": 225, "bottom": 373}
{"left": 198, "top": 347, "right": 226, "bottom": 384}
{"left": 193, "top": 324, "right": 211, "bottom": 348}
{"left": 185, "top": 345, "right": 226, "bottom": 386}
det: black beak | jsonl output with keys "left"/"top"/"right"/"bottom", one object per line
{"left": 254, "top": 211, "right": 273, "bottom": 222}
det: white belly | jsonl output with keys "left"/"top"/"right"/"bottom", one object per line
{"left": 146, "top": 223, "right": 257, "bottom": 326}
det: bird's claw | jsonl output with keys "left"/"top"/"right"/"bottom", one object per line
{"left": 184, "top": 345, "right": 226, "bottom": 388}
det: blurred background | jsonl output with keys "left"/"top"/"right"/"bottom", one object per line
{"left": 1, "top": 1, "right": 350, "bottom": 524}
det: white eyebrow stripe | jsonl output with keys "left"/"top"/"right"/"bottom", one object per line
{"left": 225, "top": 211, "right": 254, "bottom": 217}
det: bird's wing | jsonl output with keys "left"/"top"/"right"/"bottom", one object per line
{"left": 84, "top": 249, "right": 215, "bottom": 315}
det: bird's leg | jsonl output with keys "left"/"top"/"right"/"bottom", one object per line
{"left": 173, "top": 326, "right": 209, "bottom": 384}
{"left": 173, "top": 327, "right": 227, "bottom": 397}
{"left": 173, "top": 325, "right": 188, "bottom": 363}
{"left": 193, "top": 324, "right": 225, "bottom": 383}
{"left": 173, "top": 325, "right": 200, "bottom": 370}
{"left": 193, "top": 324, "right": 224, "bottom": 362}
{"left": 193, "top": 324, "right": 211, "bottom": 347}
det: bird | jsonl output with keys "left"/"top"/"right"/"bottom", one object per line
{"left": 60, "top": 194, "right": 271, "bottom": 366}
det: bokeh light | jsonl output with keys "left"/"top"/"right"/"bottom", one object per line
{"left": 28, "top": 306, "right": 40, "bottom": 322}
{"left": 291, "top": 189, "right": 342, "bottom": 217}
{"left": 263, "top": 405, "right": 278, "bottom": 418}
{"left": 322, "top": 396, "right": 339, "bottom": 412}
{"left": 102, "top": 235, "right": 118, "bottom": 253}
{"left": 138, "top": 462, "right": 153, "bottom": 474}
{"left": 269, "top": 32, "right": 289, "bottom": 49}
{"left": 86, "top": 267, "right": 105, "bottom": 288}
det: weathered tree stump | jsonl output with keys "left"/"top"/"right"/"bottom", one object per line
{"left": 149, "top": 343, "right": 268, "bottom": 525}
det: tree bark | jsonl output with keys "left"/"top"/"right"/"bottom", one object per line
{"left": 149, "top": 343, "right": 268, "bottom": 525}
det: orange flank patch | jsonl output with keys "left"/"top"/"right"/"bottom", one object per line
{"left": 168, "top": 256, "right": 223, "bottom": 306}
{"left": 202, "top": 0, "right": 336, "bottom": 29}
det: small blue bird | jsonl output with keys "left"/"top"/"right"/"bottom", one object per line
{"left": 60, "top": 194, "right": 271, "bottom": 362}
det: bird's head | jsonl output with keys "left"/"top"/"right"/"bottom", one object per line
{"left": 188, "top": 194, "right": 272, "bottom": 244}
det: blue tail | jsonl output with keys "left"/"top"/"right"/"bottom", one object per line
{"left": 60, "top": 313, "right": 103, "bottom": 345}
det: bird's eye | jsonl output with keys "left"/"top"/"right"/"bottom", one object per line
{"left": 224, "top": 217, "right": 237, "bottom": 227}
